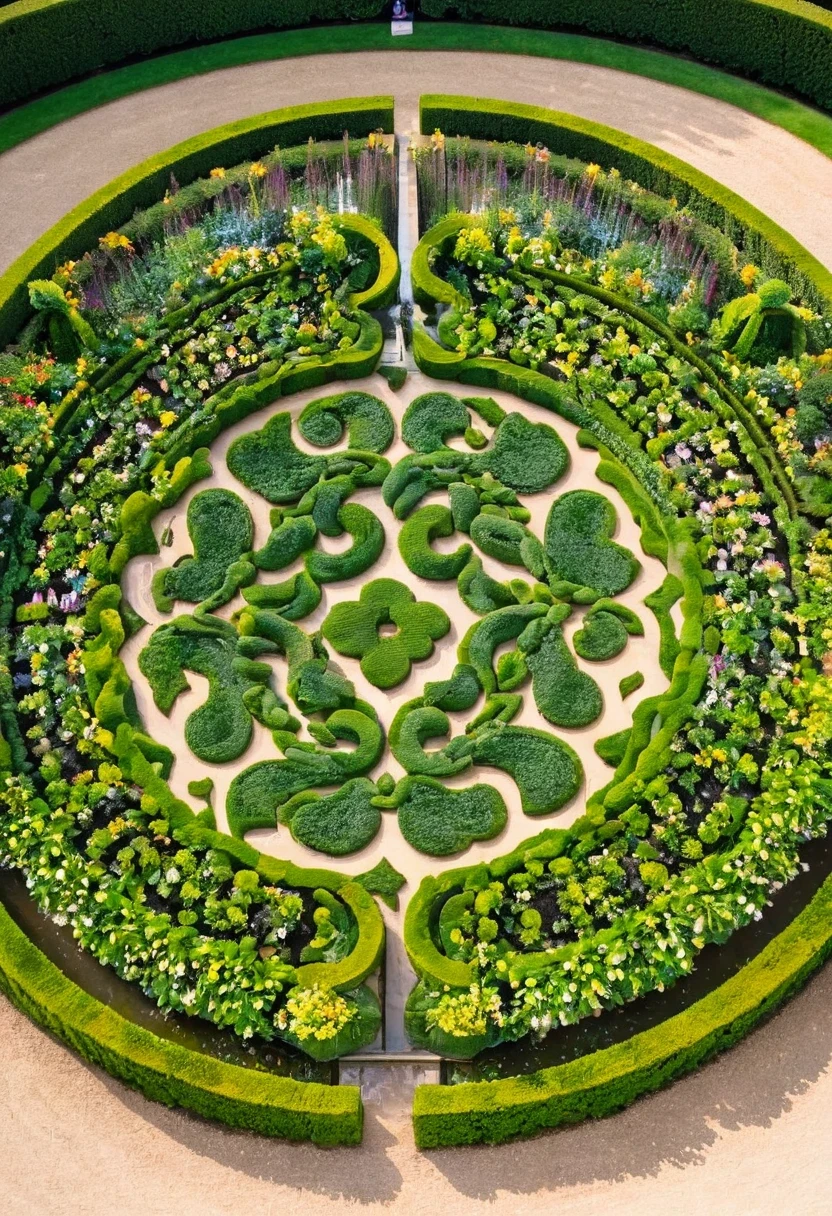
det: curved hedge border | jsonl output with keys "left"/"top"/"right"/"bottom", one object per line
{"left": 0, "top": 95, "right": 395, "bottom": 346}
{"left": 3, "top": 1, "right": 832, "bottom": 115}
{"left": 418, "top": 95, "right": 832, "bottom": 316}
{"left": 0, "top": 900, "right": 363, "bottom": 1145}
{"left": 6, "top": 27, "right": 832, "bottom": 172}
{"left": 412, "top": 868, "right": 832, "bottom": 1147}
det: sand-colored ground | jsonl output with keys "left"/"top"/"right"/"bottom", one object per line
{"left": 2, "top": 957, "right": 832, "bottom": 1215}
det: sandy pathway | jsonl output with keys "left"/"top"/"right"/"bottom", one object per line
{"left": 1, "top": 50, "right": 832, "bottom": 273}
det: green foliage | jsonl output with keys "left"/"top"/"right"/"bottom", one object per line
{"left": 645, "top": 572, "right": 684, "bottom": 679}
{"left": 482, "top": 412, "right": 568, "bottom": 493}
{"left": 417, "top": 94, "right": 832, "bottom": 318}
{"left": 253, "top": 514, "right": 317, "bottom": 573}
{"left": 0, "top": 903, "right": 362, "bottom": 1145}
{"left": 138, "top": 614, "right": 288, "bottom": 764}
{"left": 278, "top": 983, "right": 381, "bottom": 1063}
{"left": 399, "top": 504, "right": 472, "bottom": 580}
{"left": 619, "top": 670, "right": 645, "bottom": 699}
{"left": 457, "top": 554, "right": 518, "bottom": 614}
{"left": 242, "top": 570, "right": 322, "bottom": 621}
{"left": 595, "top": 728, "right": 632, "bottom": 766}
{"left": 153, "top": 488, "right": 254, "bottom": 610}
{"left": 544, "top": 490, "right": 640, "bottom": 598}
{"left": 394, "top": 776, "right": 508, "bottom": 856}
{"left": 469, "top": 514, "right": 529, "bottom": 567}
{"left": 526, "top": 622, "right": 604, "bottom": 728}
{"left": 322, "top": 578, "right": 450, "bottom": 689}
{"left": 298, "top": 391, "right": 394, "bottom": 453}
{"left": 402, "top": 391, "right": 470, "bottom": 451}
{"left": 0, "top": 98, "right": 394, "bottom": 346}
{"left": 459, "top": 602, "right": 548, "bottom": 694}
{"left": 354, "top": 857, "right": 407, "bottom": 909}
{"left": 411, "top": 871, "right": 832, "bottom": 1147}
{"left": 305, "top": 503, "right": 385, "bottom": 584}
{"left": 228, "top": 412, "right": 326, "bottom": 504}
{"left": 573, "top": 610, "right": 629, "bottom": 660}
{"left": 470, "top": 725, "right": 583, "bottom": 816}
{"left": 377, "top": 364, "right": 407, "bottom": 391}
{"left": 279, "top": 778, "right": 382, "bottom": 856}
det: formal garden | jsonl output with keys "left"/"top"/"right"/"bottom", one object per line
{"left": 2, "top": 0, "right": 832, "bottom": 1160}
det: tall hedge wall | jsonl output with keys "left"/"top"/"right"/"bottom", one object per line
{"left": 3, "top": 0, "right": 832, "bottom": 112}
{"left": 0, "top": 1, "right": 387, "bottom": 105}
{"left": 0, "top": 901, "right": 364, "bottom": 1145}
{"left": 419, "top": 94, "right": 832, "bottom": 315}
{"left": 0, "top": 96, "right": 394, "bottom": 347}
{"left": 419, "top": 0, "right": 832, "bottom": 110}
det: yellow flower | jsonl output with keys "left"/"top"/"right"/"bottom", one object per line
{"left": 158, "top": 411, "right": 177, "bottom": 429}
{"left": 209, "top": 167, "right": 226, "bottom": 179}
{"left": 249, "top": 161, "right": 267, "bottom": 179}
{"left": 99, "top": 231, "right": 133, "bottom": 253}
{"left": 13, "top": 462, "right": 27, "bottom": 477}
{"left": 740, "top": 263, "right": 760, "bottom": 289}
{"left": 430, "top": 128, "right": 445, "bottom": 151}
{"left": 585, "top": 163, "right": 601, "bottom": 180}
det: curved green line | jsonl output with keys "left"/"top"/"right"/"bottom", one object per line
{"left": 3, "top": 23, "right": 832, "bottom": 164}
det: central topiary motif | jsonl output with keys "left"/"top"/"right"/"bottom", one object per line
{"left": 322, "top": 577, "right": 451, "bottom": 688}
{"left": 134, "top": 386, "right": 646, "bottom": 867}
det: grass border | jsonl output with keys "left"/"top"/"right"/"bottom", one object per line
{"left": 3, "top": 24, "right": 832, "bottom": 165}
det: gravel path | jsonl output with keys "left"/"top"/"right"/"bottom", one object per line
{"left": 1, "top": 49, "right": 832, "bottom": 273}
{"left": 3, "top": 44, "right": 832, "bottom": 1215}
{"left": 2, "top": 960, "right": 832, "bottom": 1215}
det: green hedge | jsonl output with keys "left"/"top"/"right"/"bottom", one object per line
{"left": 412, "top": 868, "right": 832, "bottom": 1147}
{"left": 4, "top": 2, "right": 832, "bottom": 115}
{"left": 418, "top": 0, "right": 832, "bottom": 112}
{"left": 0, "top": 1, "right": 388, "bottom": 105}
{"left": 0, "top": 900, "right": 363, "bottom": 1146}
{"left": 0, "top": 96, "right": 395, "bottom": 347}
{"left": 418, "top": 95, "right": 832, "bottom": 316}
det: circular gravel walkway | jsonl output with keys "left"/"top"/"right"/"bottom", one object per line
{"left": 1, "top": 49, "right": 832, "bottom": 273}
{"left": 2, "top": 45, "right": 832, "bottom": 1216}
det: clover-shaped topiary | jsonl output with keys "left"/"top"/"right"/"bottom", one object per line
{"left": 322, "top": 578, "right": 450, "bottom": 689}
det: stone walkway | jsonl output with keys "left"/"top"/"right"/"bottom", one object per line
{"left": 2, "top": 44, "right": 832, "bottom": 1216}
{"left": 1, "top": 49, "right": 832, "bottom": 273}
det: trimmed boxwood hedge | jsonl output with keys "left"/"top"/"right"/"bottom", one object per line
{"left": 4, "top": 1, "right": 832, "bottom": 116}
{"left": 0, "top": 899, "right": 363, "bottom": 1146}
{"left": 412, "top": 868, "right": 832, "bottom": 1147}
{"left": 0, "top": 1, "right": 389, "bottom": 105}
{"left": 0, "top": 96, "right": 395, "bottom": 347}
{"left": 418, "top": 95, "right": 832, "bottom": 317}
{"left": 417, "top": 0, "right": 832, "bottom": 112}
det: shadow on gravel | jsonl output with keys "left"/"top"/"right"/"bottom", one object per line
{"left": 425, "top": 959, "right": 832, "bottom": 1201}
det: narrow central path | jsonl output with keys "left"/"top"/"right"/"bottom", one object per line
{"left": 1, "top": 49, "right": 832, "bottom": 273}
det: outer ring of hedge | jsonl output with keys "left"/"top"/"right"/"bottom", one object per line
{"left": 0, "top": 900, "right": 363, "bottom": 1145}
{"left": 0, "top": 95, "right": 395, "bottom": 347}
{"left": 3, "top": 0, "right": 832, "bottom": 115}
{"left": 418, "top": 94, "right": 832, "bottom": 315}
{"left": 412, "top": 868, "right": 832, "bottom": 1147}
